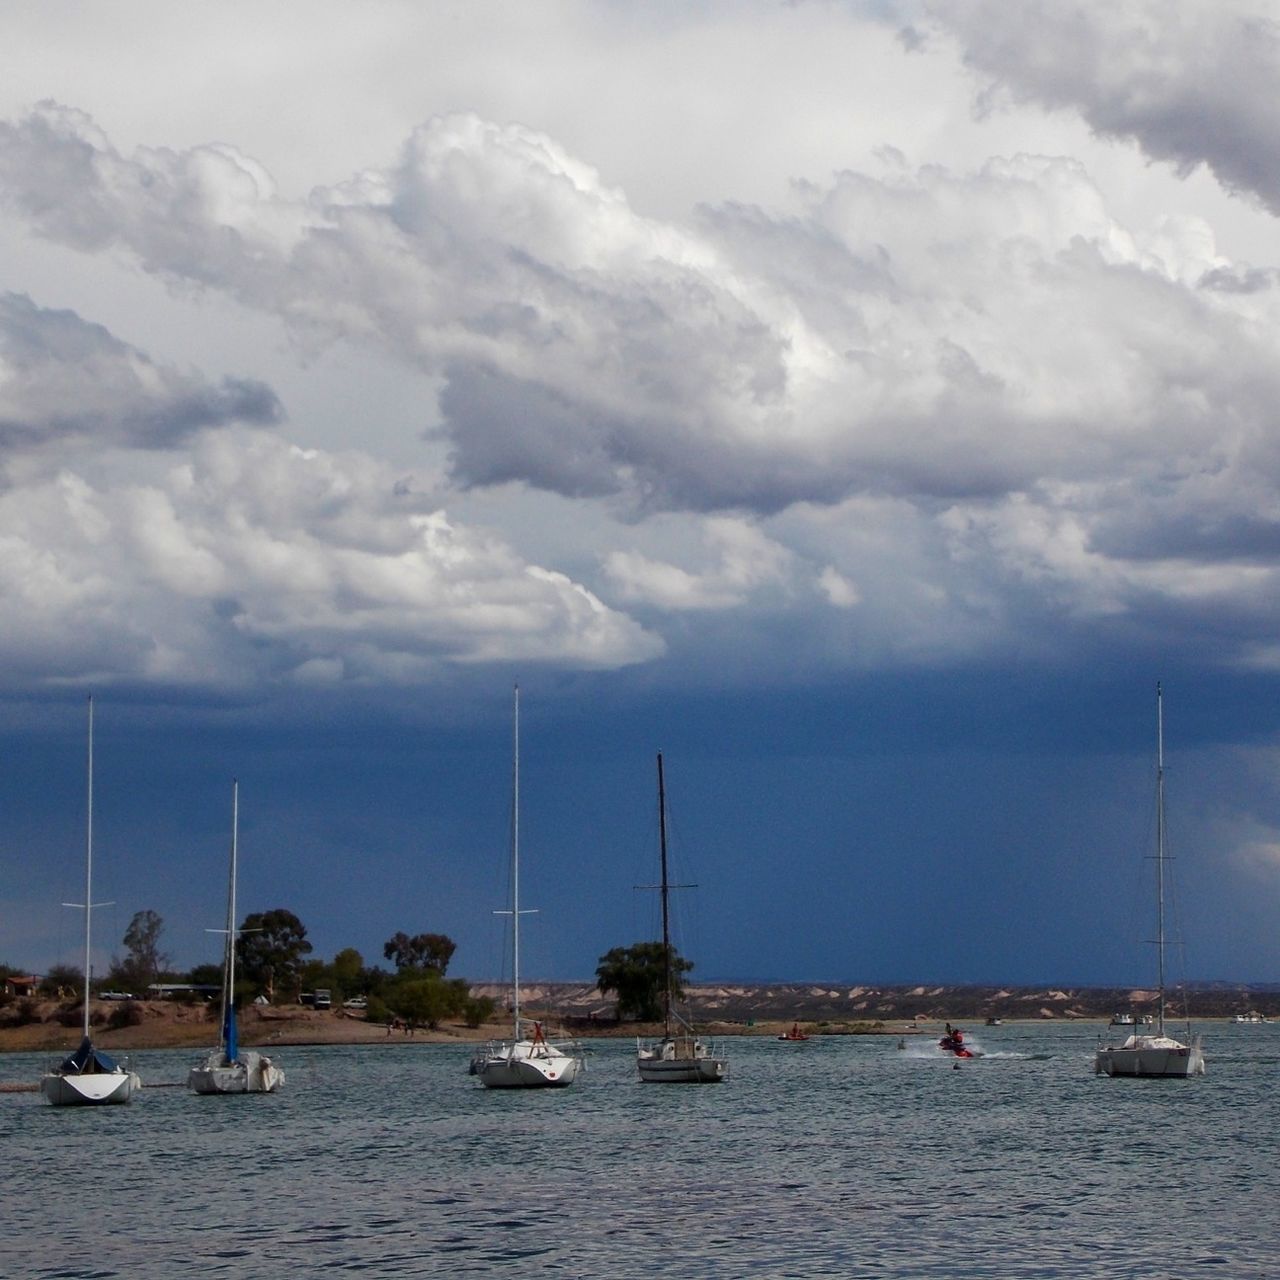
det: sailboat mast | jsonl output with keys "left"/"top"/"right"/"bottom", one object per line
{"left": 223, "top": 779, "right": 239, "bottom": 1054}
{"left": 83, "top": 694, "right": 94, "bottom": 1039}
{"left": 1156, "top": 682, "right": 1166, "bottom": 1036}
{"left": 657, "top": 751, "right": 672, "bottom": 1039}
{"left": 512, "top": 684, "right": 521, "bottom": 1041}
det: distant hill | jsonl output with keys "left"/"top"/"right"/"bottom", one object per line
{"left": 472, "top": 980, "right": 1280, "bottom": 1024}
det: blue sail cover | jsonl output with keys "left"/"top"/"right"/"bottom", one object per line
{"left": 224, "top": 1000, "right": 239, "bottom": 1065}
{"left": 60, "top": 1035, "right": 120, "bottom": 1074}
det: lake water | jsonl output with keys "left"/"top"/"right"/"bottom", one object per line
{"left": 2, "top": 1021, "right": 1276, "bottom": 1278}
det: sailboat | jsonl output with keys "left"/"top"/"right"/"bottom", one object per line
{"left": 1095, "top": 684, "right": 1206, "bottom": 1079}
{"left": 636, "top": 752, "right": 727, "bottom": 1084}
{"left": 40, "top": 696, "right": 141, "bottom": 1107}
{"left": 189, "top": 780, "right": 284, "bottom": 1095}
{"left": 470, "top": 686, "right": 583, "bottom": 1088}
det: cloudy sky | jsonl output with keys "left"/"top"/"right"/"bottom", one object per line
{"left": 3, "top": 0, "right": 1280, "bottom": 992}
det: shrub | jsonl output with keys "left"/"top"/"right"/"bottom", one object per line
{"left": 463, "top": 995, "right": 496, "bottom": 1028}
{"left": 107, "top": 1001, "right": 144, "bottom": 1030}
{"left": 13, "top": 998, "right": 42, "bottom": 1027}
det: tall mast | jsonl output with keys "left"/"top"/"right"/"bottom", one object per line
{"left": 657, "top": 751, "right": 672, "bottom": 1039}
{"left": 83, "top": 694, "right": 94, "bottom": 1039}
{"left": 512, "top": 683, "right": 521, "bottom": 1041}
{"left": 224, "top": 780, "right": 239, "bottom": 1055}
{"left": 1156, "top": 683, "right": 1166, "bottom": 1036}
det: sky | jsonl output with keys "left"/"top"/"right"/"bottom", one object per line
{"left": 2, "top": 0, "right": 1280, "bottom": 990}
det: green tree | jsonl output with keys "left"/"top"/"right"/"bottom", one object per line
{"left": 596, "top": 941, "right": 693, "bottom": 1021}
{"left": 332, "top": 947, "right": 364, "bottom": 996}
{"left": 358, "top": 964, "right": 391, "bottom": 998}
{"left": 383, "top": 931, "right": 456, "bottom": 975}
{"left": 236, "top": 908, "right": 312, "bottom": 1002}
{"left": 300, "top": 958, "right": 331, "bottom": 996}
{"left": 462, "top": 994, "right": 497, "bottom": 1028}
{"left": 41, "top": 963, "right": 83, "bottom": 999}
{"left": 385, "top": 970, "right": 467, "bottom": 1029}
{"left": 187, "top": 962, "right": 223, "bottom": 989}
{"left": 113, "top": 908, "right": 169, "bottom": 993}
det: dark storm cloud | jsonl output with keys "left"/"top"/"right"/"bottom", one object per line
{"left": 1090, "top": 510, "right": 1280, "bottom": 564}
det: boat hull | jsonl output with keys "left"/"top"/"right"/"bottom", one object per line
{"left": 188, "top": 1051, "right": 285, "bottom": 1094}
{"left": 41, "top": 1069, "right": 139, "bottom": 1106}
{"left": 637, "top": 1057, "right": 726, "bottom": 1083}
{"left": 1095, "top": 1034, "right": 1206, "bottom": 1078}
{"left": 637, "top": 1037, "right": 727, "bottom": 1084}
{"left": 473, "top": 1039, "right": 581, "bottom": 1089}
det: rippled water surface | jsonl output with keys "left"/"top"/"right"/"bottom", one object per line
{"left": 2, "top": 1023, "right": 1277, "bottom": 1277}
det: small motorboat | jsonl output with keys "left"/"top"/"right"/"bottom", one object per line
{"left": 777, "top": 1023, "right": 810, "bottom": 1042}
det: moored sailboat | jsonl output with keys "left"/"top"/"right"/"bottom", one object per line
{"left": 470, "top": 686, "right": 582, "bottom": 1089}
{"left": 636, "top": 752, "right": 727, "bottom": 1084}
{"left": 189, "top": 780, "right": 284, "bottom": 1095}
{"left": 1095, "top": 685, "right": 1206, "bottom": 1079}
{"left": 40, "top": 696, "right": 141, "bottom": 1107}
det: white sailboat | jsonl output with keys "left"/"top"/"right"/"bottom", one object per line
{"left": 636, "top": 752, "right": 727, "bottom": 1084}
{"left": 470, "top": 686, "right": 583, "bottom": 1089}
{"left": 1095, "top": 684, "right": 1206, "bottom": 1079}
{"left": 41, "top": 696, "right": 141, "bottom": 1107}
{"left": 189, "top": 780, "right": 284, "bottom": 1095}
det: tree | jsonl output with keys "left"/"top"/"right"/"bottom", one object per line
{"left": 596, "top": 941, "right": 693, "bottom": 1022}
{"left": 463, "top": 994, "right": 496, "bottom": 1028}
{"left": 236, "top": 908, "right": 312, "bottom": 1002}
{"left": 187, "top": 962, "right": 223, "bottom": 989}
{"left": 383, "top": 931, "right": 456, "bottom": 975}
{"left": 115, "top": 909, "right": 169, "bottom": 993}
{"left": 385, "top": 971, "right": 468, "bottom": 1029}
{"left": 41, "top": 964, "right": 83, "bottom": 999}
{"left": 332, "top": 947, "right": 364, "bottom": 995}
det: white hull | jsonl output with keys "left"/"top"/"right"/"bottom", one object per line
{"left": 1095, "top": 1033, "right": 1206, "bottom": 1078}
{"left": 188, "top": 1051, "right": 284, "bottom": 1095}
{"left": 41, "top": 1068, "right": 139, "bottom": 1106}
{"left": 637, "top": 1037, "right": 727, "bottom": 1084}
{"left": 473, "top": 1038, "right": 581, "bottom": 1089}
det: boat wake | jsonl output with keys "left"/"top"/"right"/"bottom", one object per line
{"left": 900, "top": 1043, "right": 984, "bottom": 1060}
{"left": 899, "top": 1044, "right": 1048, "bottom": 1062}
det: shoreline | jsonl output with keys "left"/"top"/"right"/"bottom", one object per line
{"left": 0, "top": 996, "right": 1245, "bottom": 1058}
{"left": 0, "top": 1004, "right": 912, "bottom": 1055}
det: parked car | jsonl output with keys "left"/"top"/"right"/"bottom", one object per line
{"left": 343, "top": 997, "right": 368, "bottom": 1009}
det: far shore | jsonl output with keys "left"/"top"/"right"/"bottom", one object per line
{"left": 0, "top": 994, "right": 1226, "bottom": 1059}
{"left": 0, "top": 1000, "right": 912, "bottom": 1056}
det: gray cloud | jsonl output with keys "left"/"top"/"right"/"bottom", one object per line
{"left": 928, "top": 0, "right": 1280, "bottom": 215}
{"left": 0, "top": 426, "right": 664, "bottom": 690}
{"left": 0, "top": 292, "right": 280, "bottom": 452}
{"left": 13, "top": 104, "right": 1276, "bottom": 515}
{"left": 5, "top": 99, "right": 1280, "bottom": 674}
